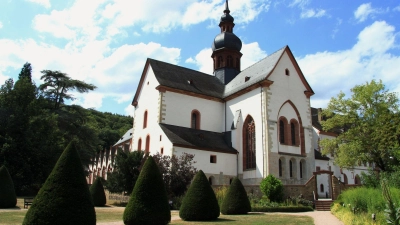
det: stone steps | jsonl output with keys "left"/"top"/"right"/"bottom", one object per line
{"left": 315, "top": 200, "right": 334, "bottom": 211}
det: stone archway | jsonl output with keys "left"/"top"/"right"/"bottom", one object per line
{"left": 313, "top": 171, "right": 333, "bottom": 200}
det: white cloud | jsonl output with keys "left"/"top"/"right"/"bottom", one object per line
{"left": 300, "top": 8, "right": 326, "bottom": 18}
{"left": 354, "top": 3, "right": 384, "bottom": 22}
{"left": 186, "top": 41, "right": 267, "bottom": 75}
{"left": 394, "top": 5, "right": 400, "bottom": 12}
{"left": 0, "top": 38, "right": 181, "bottom": 111}
{"left": 25, "top": 0, "right": 51, "bottom": 8}
{"left": 297, "top": 21, "right": 400, "bottom": 108}
{"left": 102, "top": 0, "right": 270, "bottom": 34}
{"left": 289, "top": 0, "right": 327, "bottom": 19}
{"left": 124, "top": 104, "right": 135, "bottom": 117}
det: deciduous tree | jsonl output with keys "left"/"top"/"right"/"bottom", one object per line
{"left": 320, "top": 80, "right": 400, "bottom": 171}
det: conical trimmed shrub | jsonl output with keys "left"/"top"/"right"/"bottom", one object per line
{"left": 23, "top": 141, "right": 96, "bottom": 225}
{"left": 179, "top": 170, "right": 220, "bottom": 221}
{"left": 90, "top": 177, "right": 106, "bottom": 207}
{"left": 123, "top": 156, "right": 170, "bottom": 225}
{"left": 221, "top": 177, "right": 251, "bottom": 214}
{"left": 0, "top": 165, "right": 17, "bottom": 208}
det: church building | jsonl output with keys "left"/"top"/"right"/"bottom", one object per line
{"left": 131, "top": 0, "right": 316, "bottom": 187}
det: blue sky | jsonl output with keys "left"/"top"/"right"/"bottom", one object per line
{"left": 1, "top": 0, "right": 400, "bottom": 116}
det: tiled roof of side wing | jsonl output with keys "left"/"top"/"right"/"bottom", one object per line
{"left": 159, "top": 123, "right": 237, "bottom": 153}
{"left": 149, "top": 59, "right": 225, "bottom": 98}
{"left": 113, "top": 128, "right": 133, "bottom": 146}
{"left": 223, "top": 46, "right": 286, "bottom": 97}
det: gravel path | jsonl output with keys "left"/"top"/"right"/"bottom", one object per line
{"left": 96, "top": 211, "right": 344, "bottom": 225}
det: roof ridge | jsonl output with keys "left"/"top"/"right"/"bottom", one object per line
{"left": 240, "top": 45, "right": 286, "bottom": 72}
{"left": 148, "top": 58, "right": 214, "bottom": 78}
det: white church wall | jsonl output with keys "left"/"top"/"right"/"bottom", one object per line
{"left": 266, "top": 51, "right": 313, "bottom": 156}
{"left": 226, "top": 88, "right": 264, "bottom": 182}
{"left": 173, "top": 146, "right": 237, "bottom": 185}
{"left": 132, "top": 66, "right": 174, "bottom": 156}
{"left": 162, "top": 91, "right": 224, "bottom": 133}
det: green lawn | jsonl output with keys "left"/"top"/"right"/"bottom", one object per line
{"left": 0, "top": 209, "right": 313, "bottom": 225}
{"left": 171, "top": 213, "right": 313, "bottom": 225}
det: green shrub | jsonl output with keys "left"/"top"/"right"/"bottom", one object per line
{"left": 214, "top": 186, "right": 228, "bottom": 207}
{"left": 179, "top": 170, "right": 220, "bottom": 221}
{"left": 251, "top": 206, "right": 313, "bottom": 212}
{"left": 123, "top": 156, "right": 170, "bottom": 225}
{"left": 90, "top": 177, "right": 106, "bottom": 207}
{"left": 23, "top": 141, "right": 96, "bottom": 225}
{"left": 221, "top": 177, "right": 251, "bottom": 215}
{"left": 260, "top": 174, "right": 284, "bottom": 202}
{"left": 0, "top": 165, "right": 17, "bottom": 208}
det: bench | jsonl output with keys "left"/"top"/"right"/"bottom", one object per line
{"left": 24, "top": 197, "right": 34, "bottom": 209}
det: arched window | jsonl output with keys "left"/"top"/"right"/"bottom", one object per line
{"left": 280, "top": 120, "right": 285, "bottom": 143}
{"left": 137, "top": 138, "right": 142, "bottom": 151}
{"left": 290, "top": 119, "right": 299, "bottom": 146}
{"left": 279, "top": 117, "right": 288, "bottom": 144}
{"left": 161, "top": 148, "right": 164, "bottom": 155}
{"left": 209, "top": 176, "right": 214, "bottom": 185}
{"left": 289, "top": 160, "right": 293, "bottom": 178}
{"left": 243, "top": 116, "right": 256, "bottom": 170}
{"left": 355, "top": 175, "right": 361, "bottom": 185}
{"left": 145, "top": 135, "right": 150, "bottom": 153}
{"left": 300, "top": 161, "right": 303, "bottom": 178}
{"left": 343, "top": 174, "right": 348, "bottom": 184}
{"left": 191, "top": 110, "right": 200, "bottom": 129}
{"left": 285, "top": 68, "right": 290, "bottom": 76}
{"left": 320, "top": 184, "right": 324, "bottom": 192}
{"left": 279, "top": 159, "right": 282, "bottom": 177}
{"left": 217, "top": 56, "right": 223, "bottom": 68}
{"left": 291, "top": 122, "right": 296, "bottom": 145}
{"left": 227, "top": 55, "right": 233, "bottom": 67}
{"left": 143, "top": 111, "right": 148, "bottom": 129}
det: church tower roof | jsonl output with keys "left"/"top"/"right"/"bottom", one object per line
{"left": 211, "top": 0, "right": 243, "bottom": 85}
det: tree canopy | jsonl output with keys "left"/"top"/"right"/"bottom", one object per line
{"left": 320, "top": 80, "right": 400, "bottom": 172}
{"left": 0, "top": 62, "right": 132, "bottom": 194}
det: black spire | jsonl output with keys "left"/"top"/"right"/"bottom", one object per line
{"left": 211, "top": 0, "right": 242, "bottom": 85}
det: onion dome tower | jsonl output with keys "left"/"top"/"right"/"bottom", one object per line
{"left": 211, "top": 0, "right": 242, "bottom": 85}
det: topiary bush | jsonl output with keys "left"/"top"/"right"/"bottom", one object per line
{"left": 123, "top": 156, "right": 170, "bottom": 225}
{"left": 221, "top": 177, "right": 251, "bottom": 215}
{"left": 23, "top": 141, "right": 96, "bottom": 225}
{"left": 260, "top": 174, "right": 284, "bottom": 202}
{"left": 0, "top": 165, "right": 17, "bottom": 208}
{"left": 179, "top": 170, "right": 220, "bottom": 221}
{"left": 90, "top": 177, "right": 106, "bottom": 207}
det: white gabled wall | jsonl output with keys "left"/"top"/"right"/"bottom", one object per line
{"left": 267, "top": 51, "right": 313, "bottom": 156}
{"left": 162, "top": 91, "right": 224, "bottom": 132}
{"left": 226, "top": 88, "right": 263, "bottom": 181}
{"left": 173, "top": 146, "right": 237, "bottom": 185}
{"left": 132, "top": 66, "right": 174, "bottom": 156}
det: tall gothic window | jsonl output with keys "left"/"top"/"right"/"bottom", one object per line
{"left": 243, "top": 116, "right": 256, "bottom": 170}
{"left": 291, "top": 122, "right": 296, "bottom": 145}
{"left": 143, "top": 111, "right": 148, "bottom": 129}
{"left": 145, "top": 135, "right": 150, "bottom": 153}
{"left": 279, "top": 120, "right": 285, "bottom": 144}
{"left": 279, "top": 159, "right": 282, "bottom": 177}
{"left": 191, "top": 110, "right": 200, "bottom": 129}
{"left": 137, "top": 138, "right": 142, "bottom": 151}
{"left": 300, "top": 161, "right": 303, "bottom": 178}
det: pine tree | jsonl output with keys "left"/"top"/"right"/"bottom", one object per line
{"left": 90, "top": 177, "right": 106, "bottom": 207}
{"left": 0, "top": 165, "right": 17, "bottom": 208}
{"left": 221, "top": 177, "right": 251, "bottom": 214}
{"left": 23, "top": 141, "right": 96, "bottom": 225}
{"left": 179, "top": 170, "right": 220, "bottom": 221}
{"left": 123, "top": 156, "right": 170, "bottom": 225}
